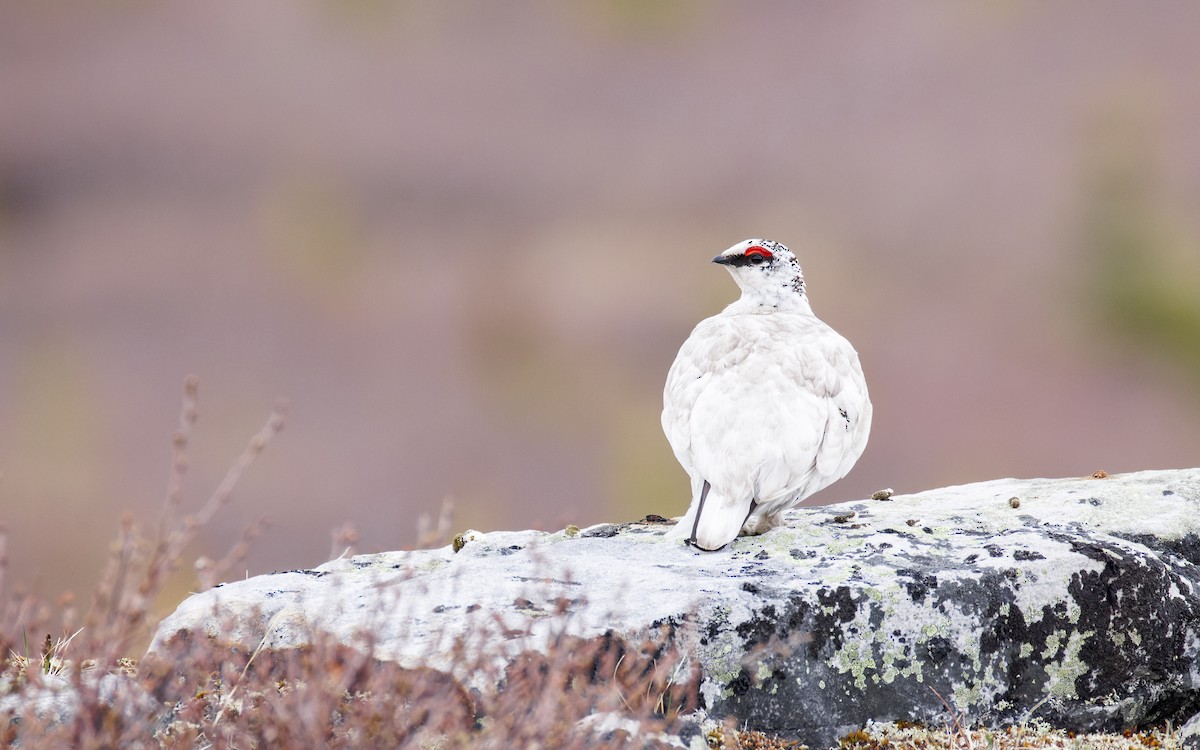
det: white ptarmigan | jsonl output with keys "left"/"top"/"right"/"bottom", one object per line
{"left": 662, "top": 239, "right": 871, "bottom": 550}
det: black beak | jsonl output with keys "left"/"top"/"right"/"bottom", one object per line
{"left": 713, "top": 253, "right": 755, "bottom": 267}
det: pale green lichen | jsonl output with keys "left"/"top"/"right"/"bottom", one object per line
{"left": 412, "top": 558, "right": 450, "bottom": 574}
{"left": 1064, "top": 596, "right": 1083, "bottom": 625}
{"left": 695, "top": 606, "right": 747, "bottom": 701}
{"left": 832, "top": 640, "right": 877, "bottom": 691}
{"left": 953, "top": 680, "right": 983, "bottom": 712}
{"left": 1044, "top": 630, "right": 1091, "bottom": 700}
{"left": 822, "top": 536, "right": 871, "bottom": 556}
{"left": 1042, "top": 632, "right": 1061, "bottom": 661}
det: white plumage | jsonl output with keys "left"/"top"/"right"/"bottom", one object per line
{"left": 662, "top": 239, "right": 872, "bottom": 550}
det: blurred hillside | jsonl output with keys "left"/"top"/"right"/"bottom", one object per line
{"left": 2, "top": 1, "right": 1199, "bottom": 603}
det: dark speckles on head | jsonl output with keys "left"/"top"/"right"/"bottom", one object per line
{"left": 713, "top": 238, "right": 809, "bottom": 311}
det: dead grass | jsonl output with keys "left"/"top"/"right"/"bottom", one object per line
{"left": 836, "top": 720, "right": 1179, "bottom": 750}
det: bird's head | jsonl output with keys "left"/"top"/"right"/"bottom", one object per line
{"left": 713, "top": 239, "right": 807, "bottom": 310}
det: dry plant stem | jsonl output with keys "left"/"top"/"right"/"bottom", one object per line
{"left": 193, "top": 398, "right": 287, "bottom": 531}
{"left": 199, "top": 515, "right": 271, "bottom": 591}
{"left": 0, "top": 523, "right": 8, "bottom": 605}
{"left": 144, "top": 394, "right": 287, "bottom": 601}
{"left": 160, "top": 374, "right": 200, "bottom": 541}
{"left": 211, "top": 609, "right": 285, "bottom": 728}
{"left": 415, "top": 496, "right": 455, "bottom": 549}
{"left": 929, "top": 684, "right": 974, "bottom": 750}
{"left": 330, "top": 522, "right": 359, "bottom": 560}
{"left": 76, "top": 380, "right": 286, "bottom": 662}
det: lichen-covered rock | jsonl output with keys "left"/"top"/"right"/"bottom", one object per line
{"left": 148, "top": 468, "right": 1200, "bottom": 747}
{"left": 1183, "top": 711, "right": 1200, "bottom": 750}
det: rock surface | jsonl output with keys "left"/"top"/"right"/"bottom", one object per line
{"left": 149, "top": 468, "right": 1200, "bottom": 747}
{"left": 1183, "top": 710, "right": 1200, "bottom": 750}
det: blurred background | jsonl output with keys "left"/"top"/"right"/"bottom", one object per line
{"left": 2, "top": 1, "right": 1199, "bottom": 607}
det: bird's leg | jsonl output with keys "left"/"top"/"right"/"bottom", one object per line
{"left": 742, "top": 499, "right": 759, "bottom": 529}
{"left": 687, "top": 480, "right": 712, "bottom": 547}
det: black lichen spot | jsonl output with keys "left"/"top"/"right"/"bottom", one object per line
{"left": 985, "top": 544, "right": 1005, "bottom": 558}
{"left": 789, "top": 548, "right": 817, "bottom": 559}
{"left": 742, "top": 582, "right": 762, "bottom": 595}
{"left": 278, "top": 569, "right": 328, "bottom": 577}
{"left": 755, "top": 550, "right": 770, "bottom": 560}
{"left": 1163, "top": 490, "right": 1175, "bottom": 496}
{"left": 729, "top": 668, "right": 752, "bottom": 696}
{"left": 895, "top": 569, "right": 939, "bottom": 603}
{"left": 1013, "top": 549, "right": 1046, "bottom": 561}
{"left": 735, "top": 605, "right": 778, "bottom": 645}
{"left": 965, "top": 553, "right": 980, "bottom": 564}
{"left": 1116, "top": 532, "right": 1200, "bottom": 567}
{"left": 817, "top": 586, "right": 858, "bottom": 625}
{"left": 925, "top": 636, "right": 953, "bottom": 663}
{"left": 1050, "top": 536, "right": 1200, "bottom": 721}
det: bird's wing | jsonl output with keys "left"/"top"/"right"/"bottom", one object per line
{"left": 806, "top": 330, "right": 872, "bottom": 484}
{"left": 661, "top": 315, "right": 755, "bottom": 477}
{"left": 664, "top": 313, "right": 869, "bottom": 507}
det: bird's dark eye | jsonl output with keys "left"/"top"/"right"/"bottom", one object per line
{"left": 745, "top": 247, "right": 773, "bottom": 264}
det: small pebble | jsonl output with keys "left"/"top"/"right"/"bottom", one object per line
{"left": 905, "top": 518, "right": 919, "bottom": 527}
{"left": 833, "top": 512, "right": 857, "bottom": 523}
{"left": 1008, "top": 497, "right": 1021, "bottom": 509}
{"left": 1092, "top": 470, "right": 1109, "bottom": 479}
{"left": 872, "top": 488, "right": 895, "bottom": 501}
{"left": 452, "top": 529, "right": 486, "bottom": 552}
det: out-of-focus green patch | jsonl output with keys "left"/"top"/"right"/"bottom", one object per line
{"left": 569, "top": 0, "right": 708, "bottom": 39}
{"left": 259, "top": 173, "right": 366, "bottom": 309}
{"left": 11, "top": 334, "right": 103, "bottom": 502}
{"left": 605, "top": 400, "right": 688, "bottom": 523}
{"left": 1077, "top": 98, "right": 1200, "bottom": 392}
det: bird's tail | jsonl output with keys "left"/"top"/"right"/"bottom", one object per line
{"left": 664, "top": 480, "right": 753, "bottom": 551}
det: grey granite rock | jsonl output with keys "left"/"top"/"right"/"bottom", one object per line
{"left": 1183, "top": 710, "right": 1200, "bottom": 750}
{"left": 0, "top": 671, "right": 155, "bottom": 739}
{"left": 148, "top": 468, "right": 1200, "bottom": 747}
